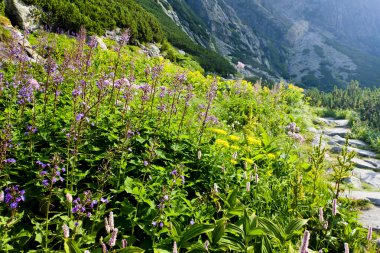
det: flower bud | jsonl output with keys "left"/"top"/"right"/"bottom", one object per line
{"left": 62, "top": 224, "right": 70, "bottom": 238}
{"left": 66, "top": 192, "right": 73, "bottom": 203}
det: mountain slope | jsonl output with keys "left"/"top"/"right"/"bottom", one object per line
{"left": 144, "top": 0, "right": 380, "bottom": 89}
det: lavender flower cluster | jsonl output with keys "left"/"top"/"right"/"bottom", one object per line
{"left": 36, "top": 160, "right": 65, "bottom": 188}
{"left": 286, "top": 122, "right": 305, "bottom": 142}
{"left": 70, "top": 190, "right": 109, "bottom": 218}
{"left": 0, "top": 185, "right": 25, "bottom": 209}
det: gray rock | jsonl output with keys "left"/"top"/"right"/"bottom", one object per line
{"left": 95, "top": 36, "right": 107, "bottom": 50}
{"left": 353, "top": 168, "right": 380, "bottom": 189}
{"left": 364, "top": 158, "right": 380, "bottom": 170}
{"left": 331, "top": 135, "right": 368, "bottom": 148}
{"left": 331, "top": 145, "right": 378, "bottom": 158}
{"left": 343, "top": 176, "right": 362, "bottom": 189}
{"left": 5, "top": 0, "right": 39, "bottom": 30}
{"left": 323, "top": 128, "right": 350, "bottom": 137}
{"left": 318, "top": 118, "right": 349, "bottom": 127}
{"left": 352, "top": 158, "right": 377, "bottom": 170}
{"left": 146, "top": 43, "right": 160, "bottom": 57}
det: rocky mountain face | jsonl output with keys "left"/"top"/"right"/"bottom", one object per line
{"left": 156, "top": 0, "right": 380, "bottom": 89}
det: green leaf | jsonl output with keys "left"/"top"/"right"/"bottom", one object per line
{"left": 211, "top": 219, "right": 226, "bottom": 244}
{"left": 35, "top": 233, "right": 43, "bottom": 244}
{"left": 248, "top": 228, "right": 266, "bottom": 236}
{"left": 179, "top": 224, "right": 214, "bottom": 247}
{"left": 226, "top": 188, "right": 238, "bottom": 208}
{"left": 284, "top": 219, "right": 308, "bottom": 237}
{"left": 258, "top": 217, "right": 285, "bottom": 244}
{"left": 124, "top": 177, "right": 134, "bottom": 193}
{"left": 154, "top": 249, "right": 171, "bottom": 253}
{"left": 64, "top": 239, "right": 82, "bottom": 253}
{"left": 115, "top": 246, "right": 145, "bottom": 252}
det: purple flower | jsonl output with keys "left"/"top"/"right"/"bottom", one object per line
{"left": 0, "top": 191, "right": 4, "bottom": 202}
{"left": 190, "top": 219, "right": 195, "bottom": 225}
{"left": 76, "top": 113, "right": 84, "bottom": 122}
{"left": 101, "top": 197, "right": 109, "bottom": 204}
{"left": 152, "top": 221, "right": 157, "bottom": 226}
{"left": 143, "top": 161, "right": 149, "bottom": 166}
{"left": 159, "top": 222, "right": 164, "bottom": 228}
{"left": 170, "top": 169, "right": 178, "bottom": 176}
{"left": 4, "top": 158, "right": 16, "bottom": 163}
{"left": 163, "top": 195, "right": 169, "bottom": 201}
{"left": 42, "top": 179, "right": 49, "bottom": 187}
{"left": 3, "top": 185, "right": 25, "bottom": 209}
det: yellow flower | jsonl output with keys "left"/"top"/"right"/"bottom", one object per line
{"left": 215, "top": 139, "right": 230, "bottom": 148}
{"left": 242, "top": 158, "right": 254, "bottom": 165}
{"left": 247, "top": 136, "right": 261, "bottom": 146}
{"left": 230, "top": 145, "right": 240, "bottom": 150}
{"left": 228, "top": 135, "right": 240, "bottom": 142}
{"left": 209, "top": 128, "right": 228, "bottom": 135}
{"left": 288, "top": 84, "right": 304, "bottom": 92}
{"left": 267, "top": 153, "right": 276, "bottom": 160}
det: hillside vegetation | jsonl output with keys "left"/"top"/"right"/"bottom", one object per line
{"left": 21, "top": 0, "right": 164, "bottom": 43}
{"left": 0, "top": 26, "right": 376, "bottom": 252}
{"left": 308, "top": 81, "right": 380, "bottom": 152}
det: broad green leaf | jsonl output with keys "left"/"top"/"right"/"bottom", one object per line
{"left": 258, "top": 217, "right": 285, "bottom": 244}
{"left": 115, "top": 246, "right": 145, "bottom": 252}
{"left": 284, "top": 219, "right": 308, "bottom": 237}
{"left": 64, "top": 239, "right": 82, "bottom": 253}
{"left": 179, "top": 224, "right": 214, "bottom": 247}
{"left": 211, "top": 219, "right": 226, "bottom": 244}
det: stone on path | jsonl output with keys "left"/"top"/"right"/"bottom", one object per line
{"left": 352, "top": 158, "right": 377, "bottom": 170}
{"left": 331, "top": 135, "right": 368, "bottom": 148}
{"left": 323, "top": 128, "right": 350, "bottom": 138}
{"left": 330, "top": 145, "right": 378, "bottom": 158}
{"left": 318, "top": 118, "right": 349, "bottom": 127}
{"left": 353, "top": 169, "right": 380, "bottom": 189}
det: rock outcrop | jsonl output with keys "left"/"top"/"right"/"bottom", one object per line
{"left": 5, "top": 0, "right": 39, "bottom": 30}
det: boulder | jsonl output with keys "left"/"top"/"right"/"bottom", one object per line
{"left": 5, "top": 0, "right": 39, "bottom": 30}
{"left": 146, "top": 43, "right": 160, "bottom": 57}
{"left": 95, "top": 36, "right": 107, "bottom": 50}
{"left": 353, "top": 168, "right": 380, "bottom": 189}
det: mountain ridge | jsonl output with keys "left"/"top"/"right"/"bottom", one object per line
{"left": 147, "top": 0, "right": 380, "bottom": 89}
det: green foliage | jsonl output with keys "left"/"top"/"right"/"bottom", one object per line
{"left": 0, "top": 30, "right": 373, "bottom": 252}
{"left": 332, "top": 137, "right": 355, "bottom": 198}
{"left": 0, "top": 0, "right": 5, "bottom": 16}
{"left": 22, "top": 0, "right": 164, "bottom": 42}
{"left": 0, "top": 23, "right": 11, "bottom": 42}
{"left": 135, "top": 0, "right": 236, "bottom": 77}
